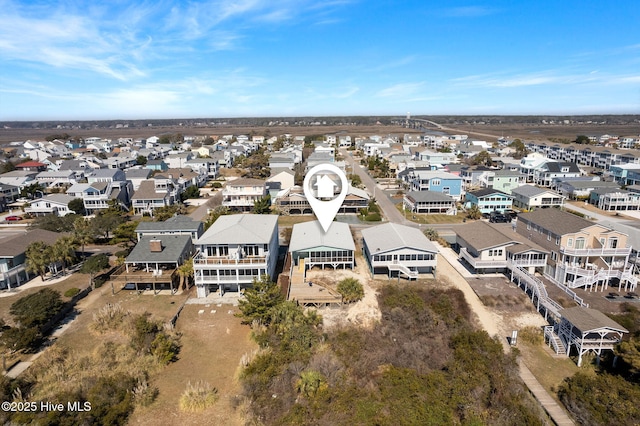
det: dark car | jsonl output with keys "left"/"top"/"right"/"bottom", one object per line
{"left": 5, "top": 215, "right": 22, "bottom": 221}
{"left": 489, "top": 212, "right": 511, "bottom": 223}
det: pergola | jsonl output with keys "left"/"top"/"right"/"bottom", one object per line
{"left": 557, "top": 307, "right": 629, "bottom": 366}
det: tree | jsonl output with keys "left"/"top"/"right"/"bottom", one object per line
{"left": 509, "top": 138, "right": 529, "bottom": 159}
{"left": 180, "top": 185, "right": 200, "bottom": 202}
{"left": 204, "top": 206, "right": 229, "bottom": 230}
{"left": 1, "top": 161, "right": 16, "bottom": 174}
{"left": 52, "top": 236, "right": 77, "bottom": 276}
{"left": 337, "top": 278, "right": 364, "bottom": 303}
{"left": 348, "top": 173, "right": 362, "bottom": 188}
{"left": 252, "top": 195, "right": 271, "bottom": 214}
{"left": 466, "top": 204, "right": 482, "bottom": 220}
{"left": 9, "top": 288, "right": 64, "bottom": 328}
{"left": 472, "top": 150, "right": 492, "bottom": 167}
{"left": 80, "top": 253, "right": 110, "bottom": 289}
{"left": 25, "top": 241, "right": 52, "bottom": 280}
{"left": 237, "top": 275, "right": 284, "bottom": 325}
{"left": 31, "top": 213, "right": 79, "bottom": 232}
{"left": 152, "top": 204, "right": 186, "bottom": 221}
{"left": 91, "top": 211, "right": 124, "bottom": 240}
{"left": 68, "top": 198, "right": 86, "bottom": 215}
{"left": 136, "top": 155, "right": 148, "bottom": 166}
{"left": 111, "top": 221, "right": 140, "bottom": 247}
{"left": 19, "top": 183, "right": 45, "bottom": 199}
{"left": 177, "top": 259, "right": 193, "bottom": 292}
{"left": 73, "top": 217, "right": 93, "bottom": 259}
{"left": 423, "top": 228, "right": 440, "bottom": 241}
{"left": 574, "top": 135, "right": 591, "bottom": 145}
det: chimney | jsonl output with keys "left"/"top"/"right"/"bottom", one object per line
{"left": 149, "top": 239, "right": 163, "bottom": 252}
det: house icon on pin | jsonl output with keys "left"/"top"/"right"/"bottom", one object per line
{"left": 315, "top": 174, "right": 337, "bottom": 198}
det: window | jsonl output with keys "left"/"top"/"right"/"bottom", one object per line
{"left": 575, "top": 237, "right": 585, "bottom": 249}
{"left": 555, "top": 236, "right": 560, "bottom": 245}
{"left": 568, "top": 238, "right": 573, "bottom": 247}
{"left": 431, "top": 179, "right": 441, "bottom": 186}
{"left": 527, "top": 223, "right": 531, "bottom": 230}
{"left": 547, "top": 232, "right": 551, "bottom": 241}
{"left": 609, "top": 237, "right": 619, "bottom": 249}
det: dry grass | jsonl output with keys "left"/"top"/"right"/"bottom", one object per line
{"left": 394, "top": 204, "right": 469, "bottom": 224}
{"left": 276, "top": 215, "right": 317, "bottom": 226}
{"left": 179, "top": 381, "right": 219, "bottom": 412}
{"left": 518, "top": 342, "right": 581, "bottom": 401}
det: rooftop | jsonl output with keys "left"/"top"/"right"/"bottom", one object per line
{"left": 196, "top": 214, "right": 278, "bottom": 245}
{"left": 289, "top": 221, "right": 355, "bottom": 253}
{"left": 561, "top": 307, "right": 628, "bottom": 334}
{"left": 361, "top": 223, "right": 437, "bottom": 254}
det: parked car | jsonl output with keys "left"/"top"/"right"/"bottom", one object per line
{"left": 489, "top": 212, "right": 511, "bottom": 223}
{"left": 5, "top": 215, "right": 22, "bottom": 221}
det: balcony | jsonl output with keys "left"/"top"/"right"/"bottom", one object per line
{"left": 560, "top": 247, "right": 631, "bottom": 257}
{"left": 193, "top": 252, "right": 269, "bottom": 266}
{"left": 459, "top": 247, "right": 507, "bottom": 269}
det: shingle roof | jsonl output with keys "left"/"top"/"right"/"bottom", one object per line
{"left": 456, "top": 221, "right": 548, "bottom": 253}
{"left": 289, "top": 221, "right": 355, "bottom": 253}
{"left": 226, "top": 178, "right": 266, "bottom": 187}
{"left": 0, "top": 229, "right": 62, "bottom": 257}
{"left": 544, "top": 162, "right": 581, "bottom": 173}
{"left": 196, "top": 214, "right": 278, "bottom": 245}
{"left": 511, "top": 185, "right": 554, "bottom": 198}
{"left": 517, "top": 209, "right": 593, "bottom": 235}
{"left": 132, "top": 180, "right": 166, "bottom": 200}
{"left": 561, "top": 307, "right": 628, "bottom": 334}
{"left": 361, "top": 223, "right": 437, "bottom": 254}
{"left": 126, "top": 235, "right": 192, "bottom": 264}
{"left": 136, "top": 215, "right": 201, "bottom": 233}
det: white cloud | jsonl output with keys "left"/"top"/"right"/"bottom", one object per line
{"left": 376, "top": 82, "right": 425, "bottom": 98}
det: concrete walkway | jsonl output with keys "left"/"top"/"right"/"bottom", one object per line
{"left": 434, "top": 244, "right": 575, "bottom": 426}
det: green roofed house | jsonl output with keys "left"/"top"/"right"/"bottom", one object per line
{"left": 361, "top": 223, "right": 438, "bottom": 280}
{"left": 289, "top": 221, "right": 355, "bottom": 271}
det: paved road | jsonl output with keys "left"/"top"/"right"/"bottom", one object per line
{"left": 341, "top": 149, "right": 411, "bottom": 226}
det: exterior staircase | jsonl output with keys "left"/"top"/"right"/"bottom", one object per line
{"left": 388, "top": 262, "right": 419, "bottom": 280}
{"left": 544, "top": 325, "right": 567, "bottom": 355}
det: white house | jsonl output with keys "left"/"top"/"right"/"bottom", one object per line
{"left": 361, "top": 223, "right": 438, "bottom": 279}
{"left": 193, "top": 215, "right": 279, "bottom": 297}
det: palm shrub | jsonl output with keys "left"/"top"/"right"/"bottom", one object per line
{"left": 337, "top": 278, "right": 364, "bottom": 303}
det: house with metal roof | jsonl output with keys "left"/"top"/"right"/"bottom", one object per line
{"left": 589, "top": 188, "right": 640, "bottom": 211}
{"left": 25, "top": 194, "right": 76, "bottom": 217}
{"left": 193, "top": 214, "right": 279, "bottom": 297}
{"left": 511, "top": 185, "right": 565, "bottom": 210}
{"left": 289, "top": 221, "right": 355, "bottom": 271}
{"left": 402, "top": 190, "right": 457, "bottom": 214}
{"left": 361, "top": 223, "right": 438, "bottom": 279}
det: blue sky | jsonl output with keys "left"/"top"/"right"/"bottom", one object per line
{"left": 1, "top": 0, "right": 639, "bottom": 120}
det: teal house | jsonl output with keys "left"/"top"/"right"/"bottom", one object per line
{"left": 465, "top": 188, "right": 513, "bottom": 214}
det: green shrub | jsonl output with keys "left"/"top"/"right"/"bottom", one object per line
{"left": 337, "top": 278, "right": 364, "bottom": 303}
{"left": 114, "top": 250, "right": 129, "bottom": 258}
{"left": 211, "top": 181, "right": 223, "bottom": 188}
{"left": 364, "top": 212, "right": 381, "bottom": 221}
{"left": 64, "top": 287, "right": 80, "bottom": 298}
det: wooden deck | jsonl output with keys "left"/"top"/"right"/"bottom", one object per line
{"left": 288, "top": 258, "right": 342, "bottom": 307}
{"left": 110, "top": 265, "right": 178, "bottom": 286}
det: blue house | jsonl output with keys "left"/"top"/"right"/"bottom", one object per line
{"left": 465, "top": 188, "right": 513, "bottom": 214}
{"left": 407, "top": 170, "right": 463, "bottom": 200}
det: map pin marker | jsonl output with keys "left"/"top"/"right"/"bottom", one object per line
{"left": 304, "top": 163, "right": 349, "bottom": 233}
